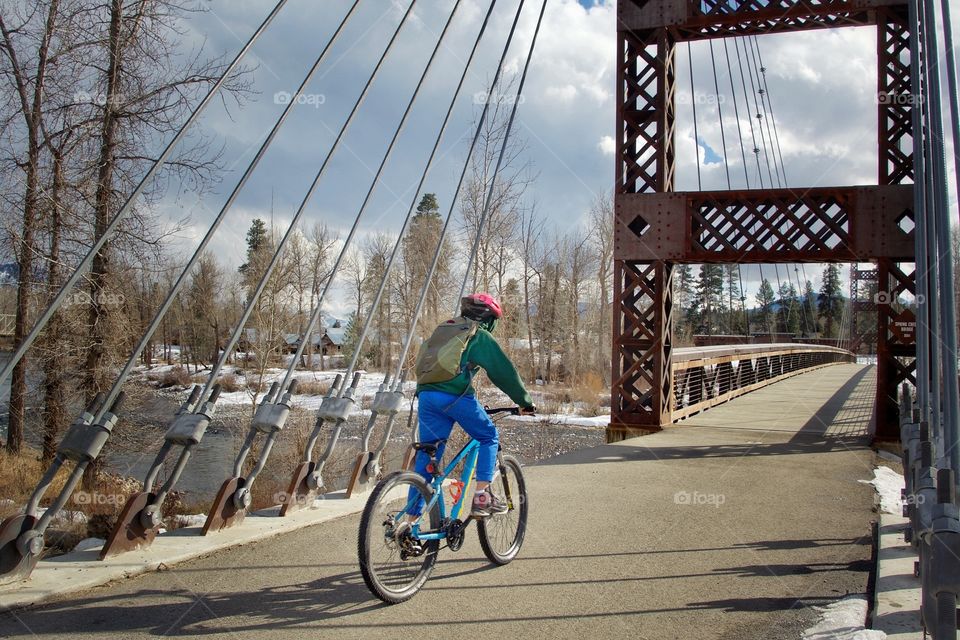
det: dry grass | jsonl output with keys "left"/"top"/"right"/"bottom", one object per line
{"left": 293, "top": 379, "right": 330, "bottom": 396}
{"left": 570, "top": 372, "right": 608, "bottom": 417}
{"left": 218, "top": 373, "right": 242, "bottom": 393}
{"left": 152, "top": 366, "right": 191, "bottom": 388}
{"left": 0, "top": 447, "right": 156, "bottom": 551}
{"left": 0, "top": 447, "right": 72, "bottom": 520}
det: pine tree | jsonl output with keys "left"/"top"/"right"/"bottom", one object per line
{"left": 695, "top": 265, "right": 725, "bottom": 334}
{"left": 674, "top": 264, "right": 696, "bottom": 339}
{"left": 803, "top": 279, "right": 818, "bottom": 335}
{"left": 341, "top": 312, "right": 363, "bottom": 366}
{"left": 724, "top": 264, "right": 745, "bottom": 334}
{"left": 415, "top": 192, "right": 440, "bottom": 218}
{"left": 755, "top": 279, "right": 776, "bottom": 333}
{"left": 777, "top": 281, "right": 799, "bottom": 335}
{"left": 239, "top": 218, "right": 268, "bottom": 275}
{"left": 818, "top": 264, "right": 844, "bottom": 338}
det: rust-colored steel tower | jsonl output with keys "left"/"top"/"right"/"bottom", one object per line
{"left": 611, "top": 0, "right": 916, "bottom": 442}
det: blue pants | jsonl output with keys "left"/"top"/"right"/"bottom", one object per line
{"left": 415, "top": 390, "right": 500, "bottom": 483}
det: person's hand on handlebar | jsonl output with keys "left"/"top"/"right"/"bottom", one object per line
{"left": 519, "top": 405, "right": 537, "bottom": 416}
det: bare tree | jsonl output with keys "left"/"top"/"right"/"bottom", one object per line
{"left": 459, "top": 77, "right": 535, "bottom": 297}
{"left": 589, "top": 193, "right": 613, "bottom": 383}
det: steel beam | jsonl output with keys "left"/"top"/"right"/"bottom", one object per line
{"left": 612, "top": 0, "right": 914, "bottom": 440}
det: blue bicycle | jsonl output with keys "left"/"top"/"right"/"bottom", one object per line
{"left": 358, "top": 406, "right": 529, "bottom": 603}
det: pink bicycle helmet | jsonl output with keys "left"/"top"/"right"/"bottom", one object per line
{"left": 461, "top": 293, "right": 503, "bottom": 320}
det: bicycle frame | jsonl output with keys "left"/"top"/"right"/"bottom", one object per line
{"left": 405, "top": 439, "right": 480, "bottom": 541}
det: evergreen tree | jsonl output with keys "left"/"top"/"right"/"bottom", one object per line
{"left": 755, "top": 278, "right": 776, "bottom": 333}
{"left": 341, "top": 312, "right": 364, "bottom": 366}
{"left": 777, "top": 281, "right": 799, "bottom": 335}
{"left": 415, "top": 192, "right": 440, "bottom": 218}
{"left": 674, "top": 264, "right": 696, "bottom": 339}
{"left": 724, "top": 264, "right": 745, "bottom": 334}
{"left": 239, "top": 218, "right": 268, "bottom": 275}
{"left": 818, "top": 264, "right": 844, "bottom": 338}
{"left": 803, "top": 279, "right": 819, "bottom": 335}
{"left": 695, "top": 265, "right": 725, "bottom": 334}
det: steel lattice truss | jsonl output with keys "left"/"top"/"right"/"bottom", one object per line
{"left": 612, "top": 0, "right": 916, "bottom": 442}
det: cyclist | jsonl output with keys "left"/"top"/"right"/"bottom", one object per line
{"left": 413, "top": 293, "right": 535, "bottom": 517}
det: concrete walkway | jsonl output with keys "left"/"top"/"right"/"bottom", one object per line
{"left": 0, "top": 364, "right": 880, "bottom": 639}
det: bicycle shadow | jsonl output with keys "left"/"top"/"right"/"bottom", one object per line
{"left": 0, "top": 560, "right": 499, "bottom": 637}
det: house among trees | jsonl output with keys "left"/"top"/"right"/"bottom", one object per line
{"left": 240, "top": 320, "right": 346, "bottom": 356}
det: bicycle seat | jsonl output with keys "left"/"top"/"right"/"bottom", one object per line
{"left": 412, "top": 441, "right": 444, "bottom": 457}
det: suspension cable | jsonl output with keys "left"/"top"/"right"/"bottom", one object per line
{"left": 733, "top": 37, "right": 765, "bottom": 188}
{"left": 198, "top": 0, "right": 420, "bottom": 404}
{"left": 708, "top": 41, "right": 732, "bottom": 189}
{"left": 88, "top": 1, "right": 361, "bottom": 419}
{"left": 742, "top": 37, "right": 776, "bottom": 188}
{"left": 687, "top": 42, "right": 703, "bottom": 190}
{"left": 455, "top": 0, "right": 548, "bottom": 308}
{"left": 752, "top": 36, "right": 789, "bottom": 186}
{"left": 389, "top": 2, "right": 530, "bottom": 387}
{"left": 723, "top": 39, "right": 751, "bottom": 189}
{"left": 940, "top": 0, "right": 960, "bottom": 224}
{"left": 304, "top": 0, "right": 488, "bottom": 391}
{"left": 746, "top": 36, "right": 781, "bottom": 188}
{"left": 737, "top": 264, "right": 748, "bottom": 335}
{"left": 280, "top": 0, "right": 451, "bottom": 394}
{"left": 0, "top": 0, "right": 289, "bottom": 391}
{"left": 922, "top": 0, "right": 960, "bottom": 475}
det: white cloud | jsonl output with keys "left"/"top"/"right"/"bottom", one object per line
{"left": 545, "top": 84, "right": 578, "bottom": 103}
{"left": 597, "top": 135, "right": 615, "bottom": 156}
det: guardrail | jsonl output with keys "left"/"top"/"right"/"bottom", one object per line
{"left": 671, "top": 343, "right": 857, "bottom": 421}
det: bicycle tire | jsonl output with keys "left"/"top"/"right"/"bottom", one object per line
{"left": 477, "top": 454, "right": 527, "bottom": 565}
{"left": 358, "top": 471, "right": 440, "bottom": 603}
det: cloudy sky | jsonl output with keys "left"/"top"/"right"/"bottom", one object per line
{"left": 147, "top": 0, "right": 959, "bottom": 316}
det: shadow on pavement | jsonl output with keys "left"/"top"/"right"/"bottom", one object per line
{"left": 0, "top": 536, "right": 870, "bottom": 637}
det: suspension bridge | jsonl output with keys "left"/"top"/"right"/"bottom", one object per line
{"left": 0, "top": 0, "right": 957, "bottom": 638}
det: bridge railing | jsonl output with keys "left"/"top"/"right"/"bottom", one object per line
{"left": 671, "top": 343, "right": 857, "bottom": 421}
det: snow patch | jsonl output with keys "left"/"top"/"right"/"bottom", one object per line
{"left": 858, "top": 466, "right": 904, "bottom": 515}
{"left": 176, "top": 514, "right": 207, "bottom": 528}
{"left": 801, "top": 596, "right": 885, "bottom": 639}
{"left": 514, "top": 414, "right": 610, "bottom": 428}
{"left": 74, "top": 538, "right": 104, "bottom": 553}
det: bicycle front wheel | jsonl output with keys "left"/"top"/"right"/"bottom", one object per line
{"left": 478, "top": 454, "right": 528, "bottom": 565}
{"left": 358, "top": 471, "right": 440, "bottom": 604}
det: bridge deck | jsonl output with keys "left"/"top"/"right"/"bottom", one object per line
{"left": 0, "top": 364, "right": 880, "bottom": 639}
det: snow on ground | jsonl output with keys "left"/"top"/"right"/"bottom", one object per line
{"left": 858, "top": 466, "right": 905, "bottom": 515}
{"left": 133, "top": 363, "right": 608, "bottom": 426}
{"left": 74, "top": 538, "right": 104, "bottom": 553}
{"left": 175, "top": 514, "right": 207, "bottom": 528}
{"left": 513, "top": 414, "right": 611, "bottom": 428}
{"left": 801, "top": 596, "right": 886, "bottom": 639}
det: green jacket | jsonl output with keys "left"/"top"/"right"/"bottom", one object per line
{"left": 417, "top": 318, "right": 534, "bottom": 408}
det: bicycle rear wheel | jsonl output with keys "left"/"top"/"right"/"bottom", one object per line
{"left": 478, "top": 454, "right": 527, "bottom": 565}
{"left": 358, "top": 471, "right": 440, "bottom": 604}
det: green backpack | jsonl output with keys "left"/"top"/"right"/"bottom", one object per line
{"left": 415, "top": 317, "right": 479, "bottom": 385}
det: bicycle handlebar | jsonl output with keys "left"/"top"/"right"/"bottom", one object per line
{"left": 484, "top": 406, "right": 535, "bottom": 417}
